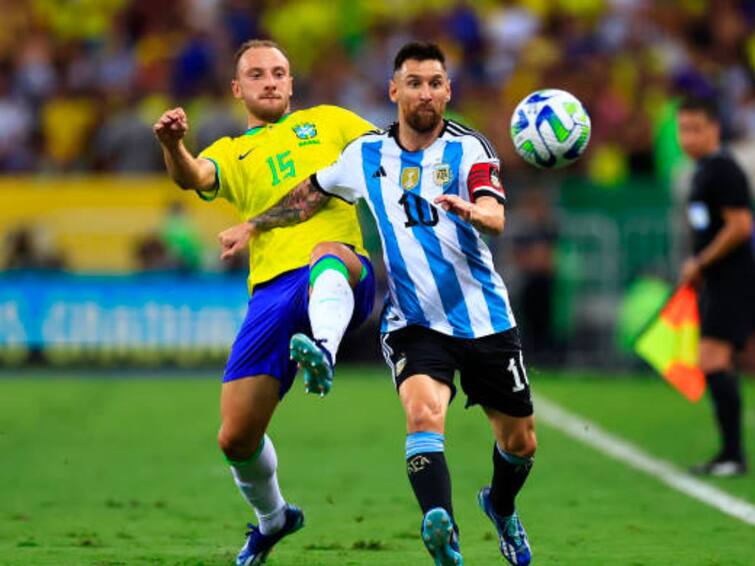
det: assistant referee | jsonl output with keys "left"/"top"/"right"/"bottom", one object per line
{"left": 677, "top": 96, "right": 755, "bottom": 477}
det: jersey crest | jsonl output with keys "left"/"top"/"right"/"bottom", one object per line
{"left": 401, "top": 167, "right": 420, "bottom": 190}
{"left": 432, "top": 163, "right": 451, "bottom": 187}
{"left": 292, "top": 123, "right": 319, "bottom": 146}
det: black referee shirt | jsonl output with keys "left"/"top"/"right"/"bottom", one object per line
{"left": 687, "top": 150, "right": 755, "bottom": 280}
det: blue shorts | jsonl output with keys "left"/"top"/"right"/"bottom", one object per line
{"left": 223, "top": 255, "right": 375, "bottom": 397}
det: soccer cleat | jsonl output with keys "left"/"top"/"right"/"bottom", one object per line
{"left": 290, "top": 333, "right": 334, "bottom": 396}
{"left": 235, "top": 504, "right": 304, "bottom": 566}
{"left": 478, "top": 487, "right": 531, "bottom": 565}
{"left": 689, "top": 457, "right": 748, "bottom": 477}
{"left": 421, "top": 507, "right": 463, "bottom": 566}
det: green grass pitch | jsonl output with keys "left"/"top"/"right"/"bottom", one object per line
{"left": 1, "top": 368, "right": 753, "bottom": 565}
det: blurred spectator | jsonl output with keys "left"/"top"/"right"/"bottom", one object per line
{"left": 160, "top": 202, "right": 202, "bottom": 273}
{"left": 4, "top": 226, "right": 65, "bottom": 270}
{"left": 134, "top": 233, "right": 174, "bottom": 271}
{"left": 510, "top": 191, "right": 559, "bottom": 364}
{"left": 93, "top": 94, "right": 164, "bottom": 172}
{"left": 446, "top": 0, "right": 486, "bottom": 83}
{"left": 96, "top": 24, "right": 137, "bottom": 98}
{"left": 0, "top": 69, "right": 34, "bottom": 171}
{"left": 171, "top": 31, "right": 217, "bottom": 98}
{"left": 221, "top": 0, "right": 261, "bottom": 49}
{"left": 133, "top": 203, "right": 203, "bottom": 273}
{"left": 40, "top": 89, "right": 97, "bottom": 171}
{"left": 192, "top": 86, "right": 246, "bottom": 151}
{"left": 0, "top": 0, "right": 749, "bottom": 185}
{"left": 13, "top": 34, "right": 57, "bottom": 105}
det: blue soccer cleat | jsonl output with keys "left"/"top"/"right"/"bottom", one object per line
{"left": 235, "top": 504, "right": 304, "bottom": 566}
{"left": 421, "top": 507, "right": 463, "bottom": 566}
{"left": 290, "top": 333, "right": 334, "bottom": 396}
{"left": 478, "top": 487, "right": 531, "bottom": 565}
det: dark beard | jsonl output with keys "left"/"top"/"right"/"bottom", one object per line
{"left": 406, "top": 107, "right": 441, "bottom": 133}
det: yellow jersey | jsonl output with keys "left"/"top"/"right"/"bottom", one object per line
{"left": 198, "top": 105, "right": 373, "bottom": 292}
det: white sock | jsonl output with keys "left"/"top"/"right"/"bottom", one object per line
{"left": 229, "top": 435, "right": 286, "bottom": 534}
{"left": 308, "top": 268, "right": 354, "bottom": 363}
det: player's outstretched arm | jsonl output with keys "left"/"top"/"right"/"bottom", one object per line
{"left": 153, "top": 107, "right": 216, "bottom": 191}
{"left": 217, "top": 177, "right": 330, "bottom": 260}
{"left": 434, "top": 194, "right": 505, "bottom": 235}
{"left": 250, "top": 177, "right": 330, "bottom": 232}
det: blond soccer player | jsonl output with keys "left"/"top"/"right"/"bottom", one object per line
{"left": 153, "top": 40, "right": 376, "bottom": 565}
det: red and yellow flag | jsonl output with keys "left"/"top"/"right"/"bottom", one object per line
{"left": 634, "top": 285, "right": 706, "bottom": 402}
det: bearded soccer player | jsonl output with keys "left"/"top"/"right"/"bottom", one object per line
{"left": 677, "top": 96, "right": 754, "bottom": 477}
{"left": 153, "top": 40, "right": 376, "bottom": 564}
{"left": 221, "top": 41, "right": 536, "bottom": 566}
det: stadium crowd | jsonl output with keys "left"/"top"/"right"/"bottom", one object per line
{"left": 0, "top": 0, "right": 753, "bottom": 184}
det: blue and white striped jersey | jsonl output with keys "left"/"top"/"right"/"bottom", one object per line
{"left": 312, "top": 120, "right": 516, "bottom": 338}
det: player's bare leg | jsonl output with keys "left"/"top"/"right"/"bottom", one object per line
{"left": 479, "top": 409, "right": 536, "bottom": 566}
{"left": 399, "top": 375, "right": 462, "bottom": 565}
{"left": 691, "top": 337, "right": 747, "bottom": 476}
{"left": 290, "top": 242, "right": 364, "bottom": 396}
{"left": 219, "top": 376, "right": 304, "bottom": 564}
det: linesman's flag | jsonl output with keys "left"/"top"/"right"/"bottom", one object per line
{"left": 634, "top": 285, "right": 706, "bottom": 402}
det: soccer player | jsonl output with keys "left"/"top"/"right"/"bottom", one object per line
{"left": 152, "top": 39, "right": 376, "bottom": 564}
{"left": 223, "top": 41, "right": 536, "bottom": 566}
{"left": 677, "top": 96, "right": 755, "bottom": 477}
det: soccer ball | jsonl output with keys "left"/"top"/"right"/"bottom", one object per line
{"left": 510, "top": 89, "right": 591, "bottom": 169}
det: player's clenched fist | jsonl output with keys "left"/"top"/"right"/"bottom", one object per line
{"left": 154, "top": 107, "right": 189, "bottom": 147}
{"left": 218, "top": 222, "right": 256, "bottom": 261}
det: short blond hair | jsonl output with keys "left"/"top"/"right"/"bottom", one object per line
{"left": 234, "top": 39, "right": 289, "bottom": 71}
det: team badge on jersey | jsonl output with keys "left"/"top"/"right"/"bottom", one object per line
{"left": 432, "top": 163, "right": 451, "bottom": 187}
{"left": 292, "top": 123, "right": 320, "bottom": 146}
{"left": 688, "top": 202, "right": 710, "bottom": 230}
{"left": 293, "top": 123, "right": 317, "bottom": 139}
{"left": 401, "top": 167, "right": 420, "bottom": 191}
{"left": 490, "top": 166, "right": 501, "bottom": 188}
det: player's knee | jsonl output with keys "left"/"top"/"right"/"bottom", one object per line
{"left": 500, "top": 429, "right": 537, "bottom": 459}
{"left": 310, "top": 243, "right": 360, "bottom": 287}
{"left": 405, "top": 401, "right": 445, "bottom": 433}
{"left": 217, "top": 426, "right": 263, "bottom": 461}
{"left": 311, "top": 241, "right": 349, "bottom": 263}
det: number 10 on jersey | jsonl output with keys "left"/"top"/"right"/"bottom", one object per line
{"left": 399, "top": 193, "right": 439, "bottom": 227}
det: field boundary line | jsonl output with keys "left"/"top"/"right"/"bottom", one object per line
{"left": 536, "top": 396, "right": 755, "bottom": 526}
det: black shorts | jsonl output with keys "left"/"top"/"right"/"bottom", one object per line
{"left": 380, "top": 325, "right": 533, "bottom": 417}
{"left": 699, "top": 276, "right": 755, "bottom": 350}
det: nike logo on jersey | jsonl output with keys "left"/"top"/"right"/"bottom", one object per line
{"left": 372, "top": 166, "right": 387, "bottom": 178}
{"left": 238, "top": 149, "right": 253, "bottom": 160}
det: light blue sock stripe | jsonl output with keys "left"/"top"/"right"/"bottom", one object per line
{"left": 496, "top": 443, "right": 531, "bottom": 465}
{"left": 406, "top": 431, "right": 445, "bottom": 458}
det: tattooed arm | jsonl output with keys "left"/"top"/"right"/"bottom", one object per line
{"left": 249, "top": 177, "right": 330, "bottom": 232}
{"left": 218, "top": 177, "right": 330, "bottom": 260}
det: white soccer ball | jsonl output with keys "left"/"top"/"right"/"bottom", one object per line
{"left": 510, "top": 89, "right": 591, "bottom": 169}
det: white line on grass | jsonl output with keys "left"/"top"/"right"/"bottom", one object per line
{"left": 536, "top": 396, "right": 755, "bottom": 526}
